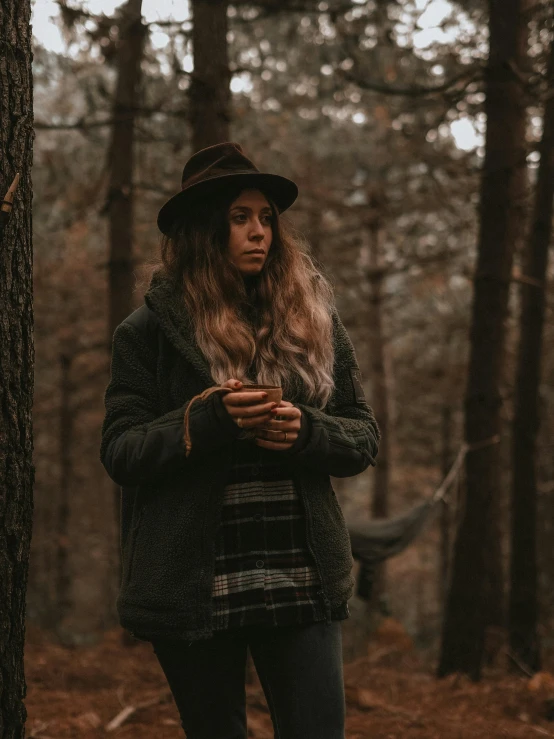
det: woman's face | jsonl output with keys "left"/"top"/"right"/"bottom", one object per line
{"left": 227, "top": 189, "right": 273, "bottom": 277}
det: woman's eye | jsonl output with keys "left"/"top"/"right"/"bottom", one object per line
{"left": 231, "top": 213, "right": 272, "bottom": 225}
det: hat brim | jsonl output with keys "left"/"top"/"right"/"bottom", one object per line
{"left": 157, "top": 172, "right": 298, "bottom": 236}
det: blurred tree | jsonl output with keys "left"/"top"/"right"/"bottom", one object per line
{"left": 365, "top": 185, "right": 390, "bottom": 605}
{"left": 107, "top": 0, "right": 146, "bottom": 341}
{"left": 439, "top": 403, "right": 453, "bottom": 605}
{"left": 0, "top": 0, "right": 34, "bottom": 734}
{"left": 439, "top": 0, "right": 530, "bottom": 680}
{"left": 105, "top": 0, "right": 146, "bottom": 569}
{"left": 510, "top": 16, "right": 554, "bottom": 674}
{"left": 55, "top": 344, "right": 73, "bottom": 638}
{"left": 190, "top": 0, "right": 231, "bottom": 148}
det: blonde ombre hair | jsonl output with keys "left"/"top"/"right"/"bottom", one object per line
{"left": 158, "top": 182, "right": 335, "bottom": 408}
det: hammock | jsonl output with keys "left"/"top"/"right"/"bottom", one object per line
{"left": 348, "top": 500, "right": 437, "bottom": 599}
{"left": 347, "top": 442, "right": 469, "bottom": 600}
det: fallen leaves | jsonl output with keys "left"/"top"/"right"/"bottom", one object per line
{"left": 23, "top": 626, "right": 554, "bottom": 739}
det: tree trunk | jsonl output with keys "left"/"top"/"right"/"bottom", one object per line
{"left": 509, "top": 32, "right": 554, "bottom": 674}
{"left": 55, "top": 352, "right": 73, "bottom": 638}
{"left": 0, "top": 0, "right": 34, "bottom": 735}
{"left": 366, "top": 187, "right": 390, "bottom": 606}
{"left": 106, "top": 0, "right": 145, "bottom": 563}
{"left": 438, "top": 0, "right": 528, "bottom": 680}
{"left": 190, "top": 0, "right": 231, "bottom": 150}
{"left": 108, "top": 0, "right": 144, "bottom": 341}
{"left": 439, "top": 404, "right": 452, "bottom": 607}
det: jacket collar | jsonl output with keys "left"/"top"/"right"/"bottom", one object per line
{"left": 144, "top": 270, "right": 216, "bottom": 386}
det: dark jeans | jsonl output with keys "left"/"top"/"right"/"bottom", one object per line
{"left": 151, "top": 620, "right": 345, "bottom": 739}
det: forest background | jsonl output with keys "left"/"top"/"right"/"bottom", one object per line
{"left": 1, "top": 0, "right": 554, "bottom": 736}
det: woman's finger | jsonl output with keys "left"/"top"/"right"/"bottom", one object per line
{"left": 258, "top": 419, "right": 300, "bottom": 432}
{"left": 256, "top": 428, "right": 298, "bottom": 441}
{"left": 227, "top": 401, "right": 277, "bottom": 419}
{"left": 224, "top": 391, "right": 269, "bottom": 407}
{"left": 255, "top": 437, "right": 296, "bottom": 451}
{"left": 221, "top": 378, "right": 243, "bottom": 390}
{"left": 269, "top": 403, "right": 299, "bottom": 414}
{"left": 241, "top": 414, "right": 275, "bottom": 429}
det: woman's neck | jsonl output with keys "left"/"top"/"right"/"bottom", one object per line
{"left": 242, "top": 274, "right": 259, "bottom": 299}
{"left": 240, "top": 275, "right": 261, "bottom": 328}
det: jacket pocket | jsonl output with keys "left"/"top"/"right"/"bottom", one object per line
{"left": 122, "top": 479, "right": 210, "bottom": 614}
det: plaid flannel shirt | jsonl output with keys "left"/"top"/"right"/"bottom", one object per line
{"left": 211, "top": 432, "right": 349, "bottom": 631}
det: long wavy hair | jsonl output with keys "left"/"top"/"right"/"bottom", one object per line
{"left": 157, "top": 181, "right": 335, "bottom": 408}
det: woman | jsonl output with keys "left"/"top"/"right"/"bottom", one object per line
{"left": 100, "top": 142, "right": 380, "bottom": 739}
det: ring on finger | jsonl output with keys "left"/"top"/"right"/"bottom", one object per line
{"left": 267, "top": 427, "right": 285, "bottom": 436}
{"left": 237, "top": 417, "right": 243, "bottom": 428}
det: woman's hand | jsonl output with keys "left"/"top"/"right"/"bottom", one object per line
{"left": 254, "top": 400, "right": 302, "bottom": 451}
{"left": 220, "top": 379, "right": 278, "bottom": 429}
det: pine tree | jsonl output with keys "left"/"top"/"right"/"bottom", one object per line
{"left": 0, "top": 0, "right": 34, "bottom": 734}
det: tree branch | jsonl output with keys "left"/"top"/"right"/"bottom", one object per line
{"left": 338, "top": 65, "right": 484, "bottom": 98}
{"left": 232, "top": 0, "right": 354, "bottom": 12}
{"left": 144, "top": 19, "right": 191, "bottom": 30}
{"left": 57, "top": 1, "right": 192, "bottom": 33}
{"left": 35, "top": 118, "right": 113, "bottom": 131}
{"left": 230, "top": 0, "right": 355, "bottom": 22}
{"left": 35, "top": 105, "right": 189, "bottom": 131}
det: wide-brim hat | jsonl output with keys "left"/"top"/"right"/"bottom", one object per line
{"left": 157, "top": 142, "right": 299, "bottom": 236}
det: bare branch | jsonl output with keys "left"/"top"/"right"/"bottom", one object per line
{"left": 145, "top": 19, "right": 192, "bottom": 32}
{"left": 230, "top": 0, "right": 354, "bottom": 21}
{"left": 232, "top": 0, "right": 352, "bottom": 10}
{"left": 35, "top": 105, "right": 189, "bottom": 131}
{"left": 105, "top": 691, "right": 171, "bottom": 732}
{"left": 57, "top": 1, "right": 191, "bottom": 34}
{"left": 337, "top": 65, "right": 484, "bottom": 98}
{"left": 35, "top": 118, "right": 114, "bottom": 131}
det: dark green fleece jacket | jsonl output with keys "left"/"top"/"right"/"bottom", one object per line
{"left": 100, "top": 272, "right": 380, "bottom": 641}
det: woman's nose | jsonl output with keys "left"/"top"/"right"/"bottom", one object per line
{"left": 249, "top": 218, "right": 265, "bottom": 236}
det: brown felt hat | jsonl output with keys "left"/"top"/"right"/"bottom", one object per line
{"left": 157, "top": 142, "right": 299, "bottom": 236}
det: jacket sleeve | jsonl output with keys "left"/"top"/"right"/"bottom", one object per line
{"left": 288, "top": 308, "right": 381, "bottom": 478}
{"left": 100, "top": 321, "right": 242, "bottom": 487}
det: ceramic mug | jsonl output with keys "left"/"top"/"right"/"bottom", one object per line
{"left": 236, "top": 384, "right": 283, "bottom": 436}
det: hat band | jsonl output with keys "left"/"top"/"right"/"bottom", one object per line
{"left": 182, "top": 168, "right": 262, "bottom": 190}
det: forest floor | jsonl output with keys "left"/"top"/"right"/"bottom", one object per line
{"left": 25, "top": 620, "right": 554, "bottom": 739}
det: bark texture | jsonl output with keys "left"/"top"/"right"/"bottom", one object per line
{"left": 509, "top": 33, "right": 554, "bottom": 673}
{"left": 190, "top": 0, "right": 231, "bottom": 150}
{"left": 439, "top": 0, "right": 528, "bottom": 680}
{"left": 0, "top": 0, "right": 34, "bottom": 736}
